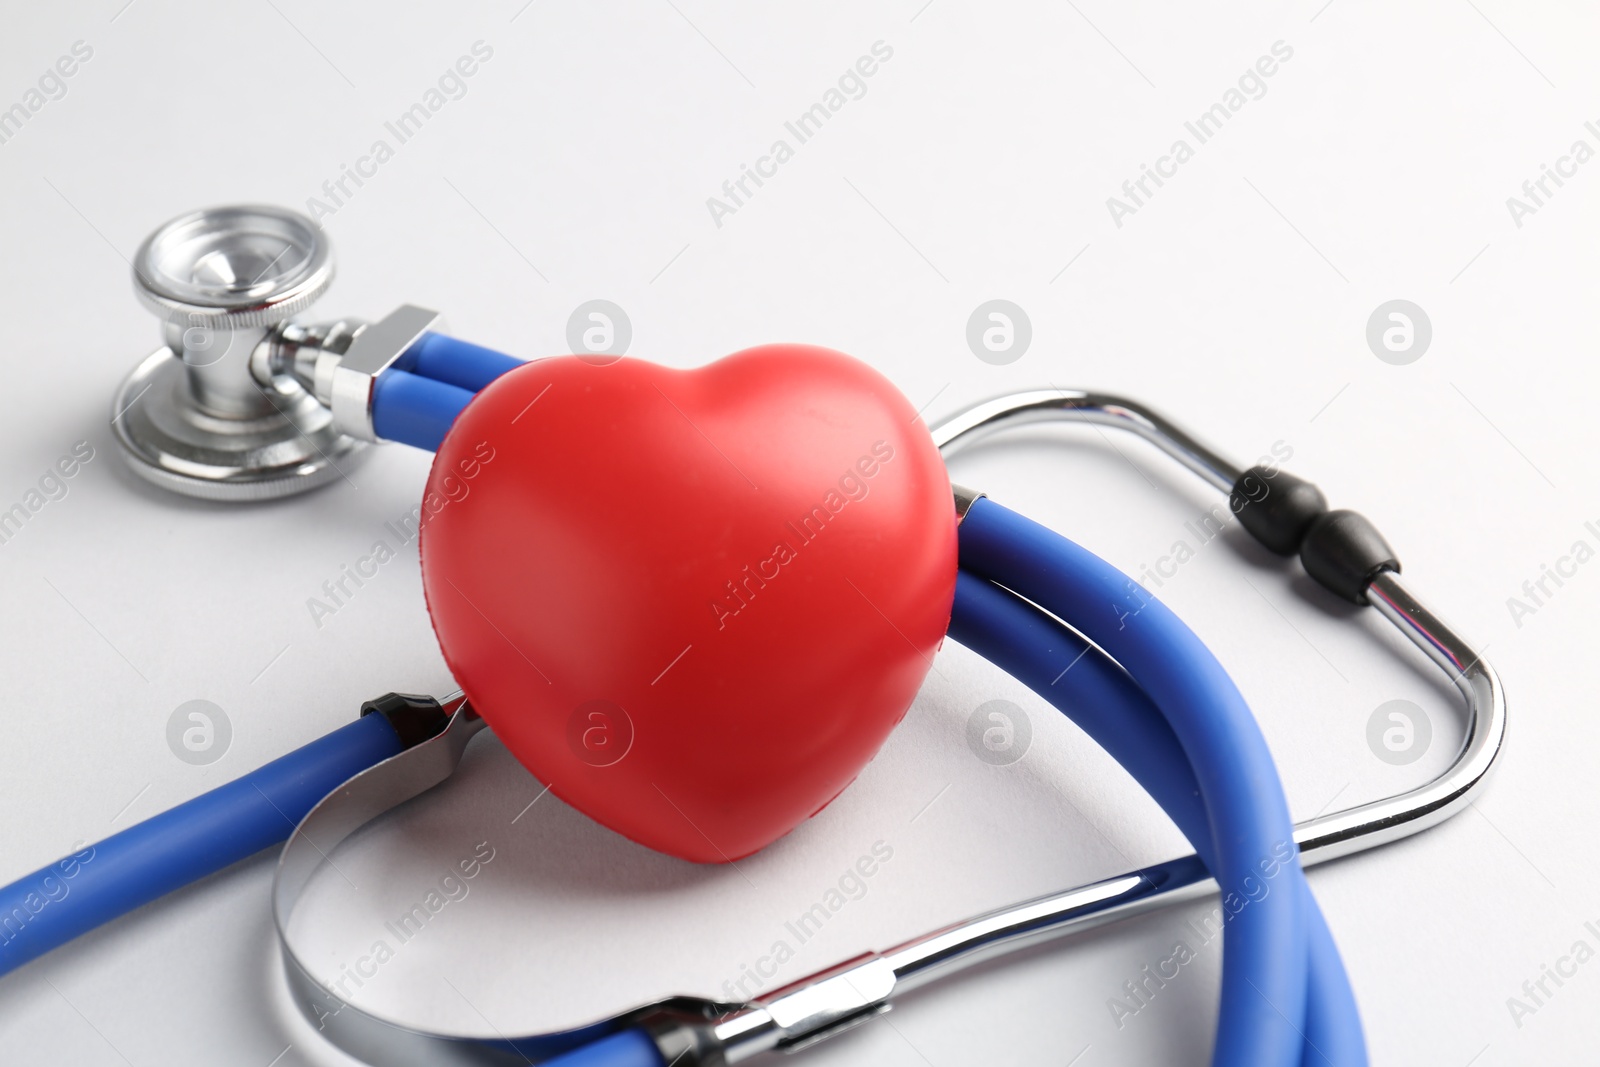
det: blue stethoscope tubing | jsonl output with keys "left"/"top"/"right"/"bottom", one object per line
{"left": 0, "top": 715, "right": 405, "bottom": 974}
{"left": 371, "top": 333, "right": 522, "bottom": 450}
{"left": 952, "top": 501, "right": 1365, "bottom": 1067}
{"left": 0, "top": 344, "right": 1367, "bottom": 1067}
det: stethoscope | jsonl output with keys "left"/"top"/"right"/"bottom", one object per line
{"left": 6, "top": 205, "right": 1503, "bottom": 1067}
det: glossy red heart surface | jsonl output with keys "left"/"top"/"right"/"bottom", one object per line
{"left": 419, "top": 345, "right": 957, "bottom": 862}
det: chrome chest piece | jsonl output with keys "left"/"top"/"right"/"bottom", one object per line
{"left": 114, "top": 204, "right": 437, "bottom": 501}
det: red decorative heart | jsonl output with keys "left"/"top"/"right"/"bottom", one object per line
{"left": 420, "top": 344, "right": 956, "bottom": 862}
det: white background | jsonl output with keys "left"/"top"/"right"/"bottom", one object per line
{"left": 0, "top": 2, "right": 1596, "bottom": 1065}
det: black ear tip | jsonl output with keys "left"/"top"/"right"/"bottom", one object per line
{"left": 1300, "top": 510, "right": 1401, "bottom": 605}
{"left": 1230, "top": 466, "right": 1328, "bottom": 556}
